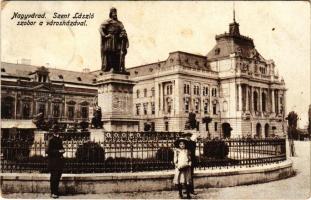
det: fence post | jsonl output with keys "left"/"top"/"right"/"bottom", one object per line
{"left": 130, "top": 136, "right": 133, "bottom": 172}
{"left": 248, "top": 140, "right": 251, "bottom": 167}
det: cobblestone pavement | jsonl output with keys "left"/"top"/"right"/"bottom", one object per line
{"left": 2, "top": 141, "right": 310, "bottom": 199}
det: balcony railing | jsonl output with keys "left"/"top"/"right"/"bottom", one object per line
{"left": 0, "top": 132, "right": 286, "bottom": 173}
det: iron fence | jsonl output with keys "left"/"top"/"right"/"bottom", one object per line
{"left": 0, "top": 132, "right": 286, "bottom": 173}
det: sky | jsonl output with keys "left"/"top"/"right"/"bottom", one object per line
{"left": 1, "top": 1, "right": 310, "bottom": 128}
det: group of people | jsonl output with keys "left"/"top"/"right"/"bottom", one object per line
{"left": 173, "top": 132, "right": 199, "bottom": 199}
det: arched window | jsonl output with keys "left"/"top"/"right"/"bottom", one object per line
{"left": 136, "top": 90, "right": 140, "bottom": 98}
{"left": 213, "top": 103, "right": 217, "bottom": 115}
{"left": 144, "top": 88, "right": 147, "bottom": 97}
{"left": 22, "top": 102, "right": 31, "bottom": 119}
{"left": 204, "top": 101, "right": 209, "bottom": 114}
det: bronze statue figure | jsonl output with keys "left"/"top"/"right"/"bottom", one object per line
{"left": 99, "top": 7, "right": 129, "bottom": 73}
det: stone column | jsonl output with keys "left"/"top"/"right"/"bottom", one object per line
{"left": 14, "top": 92, "right": 17, "bottom": 119}
{"left": 64, "top": 96, "right": 67, "bottom": 119}
{"left": 162, "top": 83, "right": 165, "bottom": 111}
{"left": 259, "top": 87, "right": 262, "bottom": 112}
{"left": 155, "top": 82, "right": 160, "bottom": 115}
{"left": 238, "top": 84, "right": 242, "bottom": 111}
{"left": 173, "top": 80, "right": 176, "bottom": 115}
{"left": 158, "top": 83, "right": 161, "bottom": 111}
{"left": 246, "top": 85, "right": 249, "bottom": 111}
{"left": 283, "top": 89, "right": 287, "bottom": 116}
{"left": 250, "top": 86, "right": 253, "bottom": 112}
{"left": 271, "top": 89, "right": 275, "bottom": 113}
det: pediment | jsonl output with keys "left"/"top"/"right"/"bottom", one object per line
{"left": 32, "top": 84, "right": 54, "bottom": 92}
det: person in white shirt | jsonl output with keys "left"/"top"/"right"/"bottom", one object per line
{"left": 173, "top": 138, "right": 192, "bottom": 199}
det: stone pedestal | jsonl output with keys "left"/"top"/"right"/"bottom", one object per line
{"left": 90, "top": 129, "right": 105, "bottom": 142}
{"left": 96, "top": 72, "right": 139, "bottom": 132}
{"left": 30, "top": 130, "right": 47, "bottom": 156}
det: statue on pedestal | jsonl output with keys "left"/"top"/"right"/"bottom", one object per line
{"left": 99, "top": 7, "right": 129, "bottom": 73}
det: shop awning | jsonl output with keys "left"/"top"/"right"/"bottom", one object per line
{"left": 1, "top": 120, "right": 37, "bottom": 129}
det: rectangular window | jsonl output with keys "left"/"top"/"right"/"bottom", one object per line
{"left": 38, "top": 103, "right": 46, "bottom": 117}
{"left": 168, "top": 104, "right": 171, "bottom": 113}
{"left": 165, "top": 121, "right": 169, "bottom": 131}
{"left": 53, "top": 104, "right": 60, "bottom": 118}
{"left": 185, "top": 101, "right": 189, "bottom": 113}
{"left": 213, "top": 104, "right": 217, "bottom": 115}
{"left": 143, "top": 103, "right": 148, "bottom": 115}
{"left": 68, "top": 106, "right": 75, "bottom": 120}
{"left": 136, "top": 104, "right": 140, "bottom": 116}
{"left": 151, "top": 103, "right": 155, "bottom": 115}
{"left": 81, "top": 106, "right": 88, "bottom": 119}
{"left": 195, "top": 102, "right": 199, "bottom": 113}
{"left": 214, "top": 122, "right": 218, "bottom": 131}
{"left": 184, "top": 84, "right": 190, "bottom": 95}
{"left": 204, "top": 102, "right": 208, "bottom": 114}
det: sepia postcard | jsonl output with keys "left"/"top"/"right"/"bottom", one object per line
{"left": 1, "top": 1, "right": 310, "bottom": 199}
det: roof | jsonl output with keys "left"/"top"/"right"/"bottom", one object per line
{"left": 207, "top": 21, "right": 265, "bottom": 62}
{"left": 1, "top": 62, "right": 96, "bottom": 85}
{"left": 128, "top": 51, "right": 211, "bottom": 77}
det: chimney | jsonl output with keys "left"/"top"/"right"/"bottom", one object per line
{"left": 21, "top": 58, "right": 31, "bottom": 65}
{"left": 83, "top": 68, "right": 90, "bottom": 73}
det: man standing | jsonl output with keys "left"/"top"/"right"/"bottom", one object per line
{"left": 99, "top": 7, "right": 129, "bottom": 73}
{"left": 182, "top": 132, "right": 198, "bottom": 195}
{"left": 46, "top": 125, "right": 65, "bottom": 198}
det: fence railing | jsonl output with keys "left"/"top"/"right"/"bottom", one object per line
{"left": 0, "top": 132, "right": 286, "bottom": 173}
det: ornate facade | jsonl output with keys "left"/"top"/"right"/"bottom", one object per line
{"left": 1, "top": 19, "right": 286, "bottom": 138}
{"left": 128, "top": 20, "right": 286, "bottom": 138}
{"left": 1, "top": 63, "right": 97, "bottom": 124}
